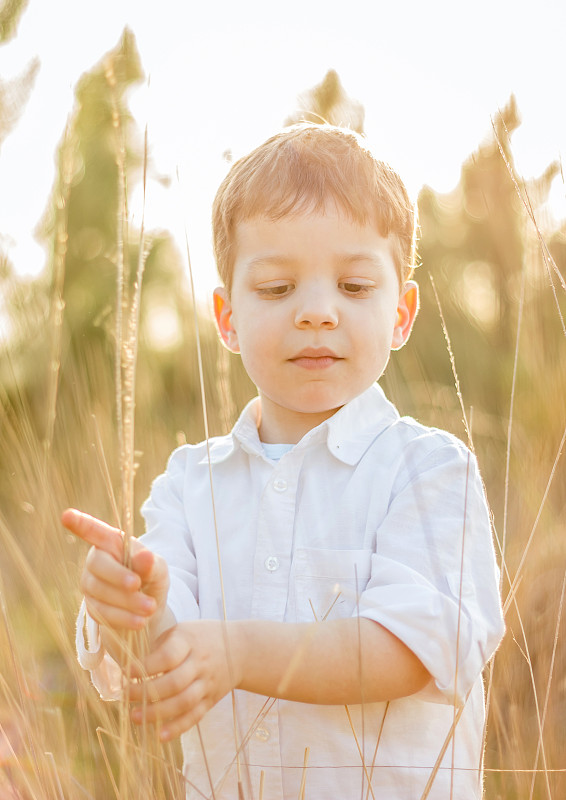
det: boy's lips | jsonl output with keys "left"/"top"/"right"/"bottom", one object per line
{"left": 289, "top": 347, "right": 342, "bottom": 370}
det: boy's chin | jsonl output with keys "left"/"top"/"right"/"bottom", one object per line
{"left": 292, "top": 384, "right": 377, "bottom": 413}
{"left": 261, "top": 392, "right": 353, "bottom": 421}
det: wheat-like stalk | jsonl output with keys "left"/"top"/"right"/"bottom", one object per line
{"left": 104, "top": 53, "right": 182, "bottom": 800}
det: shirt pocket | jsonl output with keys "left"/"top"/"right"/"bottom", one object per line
{"left": 292, "top": 547, "right": 373, "bottom": 623}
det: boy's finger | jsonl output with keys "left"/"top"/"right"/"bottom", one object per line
{"left": 62, "top": 509, "right": 123, "bottom": 560}
{"left": 130, "top": 547, "right": 156, "bottom": 584}
{"left": 132, "top": 694, "right": 208, "bottom": 740}
{"left": 81, "top": 573, "right": 156, "bottom": 618}
{"left": 156, "top": 705, "right": 206, "bottom": 741}
{"left": 86, "top": 596, "right": 151, "bottom": 631}
{"left": 130, "top": 676, "right": 203, "bottom": 723}
{"left": 129, "top": 658, "right": 197, "bottom": 703}
{"left": 131, "top": 628, "right": 191, "bottom": 679}
{"left": 85, "top": 549, "right": 141, "bottom": 591}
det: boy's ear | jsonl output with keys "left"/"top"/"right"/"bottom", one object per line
{"left": 213, "top": 287, "right": 240, "bottom": 353}
{"left": 391, "top": 280, "right": 419, "bottom": 351}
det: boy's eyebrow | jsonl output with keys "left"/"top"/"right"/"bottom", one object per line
{"left": 244, "top": 255, "right": 303, "bottom": 276}
{"left": 245, "top": 255, "right": 296, "bottom": 270}
{"left": 336, "top": 252, "right": 389, "bottom": 269}
{"left": 244, "top": 251, "right": 389, "bottom": 271}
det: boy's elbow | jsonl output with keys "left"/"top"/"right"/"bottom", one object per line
{"left": 378, "top": 648, "right": 431, "bottom": 701}
{"left": 363, "top": 620, "right": 432, "bottom": 702}
{"left": 403, "top": 654, "right": 432, "bottom": 697}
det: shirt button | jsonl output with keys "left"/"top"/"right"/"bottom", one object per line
{"left": 254, "top": 726, "right": 270, "bottom": 742}
{"left": 273, "top": 478, "right": 287, "bottom": 492}
{"left": 265, "top": 556, "right": 280, "bottom": 572}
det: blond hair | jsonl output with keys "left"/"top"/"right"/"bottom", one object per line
{"left": 212, "top": 123, "right": 418, "bottom": 292}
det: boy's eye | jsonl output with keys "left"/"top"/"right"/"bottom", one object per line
{"left": 257, "top": 284, "right": 293, "bottom": 297}
{"left": 340, "top": 282, "right": 371, "bottom": 295}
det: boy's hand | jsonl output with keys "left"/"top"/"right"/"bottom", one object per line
{"left": 128, "top": 620, "right": 241, "bottom": 741}
{"left": 62, "top": 508, "right": 170, "bottom": 634}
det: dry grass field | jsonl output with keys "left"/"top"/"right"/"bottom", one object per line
{"left": 0, "top": 49, "right": 565, "bottom": 800}
{"left": 2, "top": 223, "right": 565, "bottom": 800}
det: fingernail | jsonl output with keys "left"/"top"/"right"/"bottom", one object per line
{"left": 159, "top": 728, "right": 171, "bottom": 742}
{"left": 131, "top": 708, "right": 143, "bottom": 723}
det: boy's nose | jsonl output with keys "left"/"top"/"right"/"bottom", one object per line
{"left": 294, "top": 287, "right": 339, "bottom": 329}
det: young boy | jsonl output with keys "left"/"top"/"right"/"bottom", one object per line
{"left": 64, "top": 123, "right": 505, "bottom": 800}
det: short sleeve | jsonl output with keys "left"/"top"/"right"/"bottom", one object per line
{"left": 357, "top": 439, "right": 505, "bottom": 705}
{"left": 140, "top": 446, "right": 200, "bottom": 624}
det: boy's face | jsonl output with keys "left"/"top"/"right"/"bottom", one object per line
{"left": 214, "top": 205, "right": 418, "bottom": 443}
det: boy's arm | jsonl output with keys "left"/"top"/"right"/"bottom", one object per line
{"left": 234, "top": 617, "right": 429, "bottom": 702}
{"left": 127, "top": 616, "right": 430, "bottom": 742}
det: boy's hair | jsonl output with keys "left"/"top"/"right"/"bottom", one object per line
{"left": 212, "top": 123, "right": 418, "bottom": 292}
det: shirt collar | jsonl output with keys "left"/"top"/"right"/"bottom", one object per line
{"left": 202, "top": 383, "right": 399, "bottom": 466}
{"left": 324, "top": 383, "right": 399, "bottom": 464}
{"left": 201, "top": 397, "right": 263, "bottom": 464}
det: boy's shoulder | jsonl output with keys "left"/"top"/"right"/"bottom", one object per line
{"left": 142, "top": 435, "right": 237, "bottom": 512}
{"left": 158, "top": 396, "right": 263, "bottom": 477}
{"left": 383, "top": 414, "right": 478, "bottom": 485}
{"left": 390, "top": 413, "right": 472, "bottom": 456}
{"left": 334, "top": 383, "right": 475, "bottom": 468}
{"left": 161, "top": 433, "right": 236, "bottom": 472}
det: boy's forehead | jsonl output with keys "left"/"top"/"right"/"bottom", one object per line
{"left": 230, "top": 210, "right": 399, "bottom": 278}
{"left": 233, "top": 200, "right": 380, "bottom": 244}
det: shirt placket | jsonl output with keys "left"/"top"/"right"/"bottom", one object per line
{"left": 246, "top": 452, "right": 302, "bottom": 799}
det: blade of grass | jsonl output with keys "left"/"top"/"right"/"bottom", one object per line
{"left": 298, "top": 747, "right": 309, "bottom": 800}
{"left": 527, "top": 571, "right": 566, "bottom": 800}
{"left": 182, "top": 204, "right": 247, "bottom": 797}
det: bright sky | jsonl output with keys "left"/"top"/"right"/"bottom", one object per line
{"left": 0, "top": 0, "right": 564, "bottom": 304}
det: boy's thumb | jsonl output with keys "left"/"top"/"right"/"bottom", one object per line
{"left": 131, "top": 547, "right": 169, "bottom": 609}
{"left": 131, "top": 546, "right": 155, "bottom": 583}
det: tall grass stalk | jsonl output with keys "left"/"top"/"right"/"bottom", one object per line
{"left": 182, "top": 219, "right": 245, "bottom": 799}
{"left": 106, "top": 53, "right": 137, "bottom": 800}
{"left": 528, "top": 571, "right": 566, "bottom": 800}
{"left": 105, "top": 55, "right": 182, "bottom": 799}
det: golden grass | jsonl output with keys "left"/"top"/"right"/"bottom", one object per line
{"left": 0, "top": 123, "right": 565, "bottom": 800}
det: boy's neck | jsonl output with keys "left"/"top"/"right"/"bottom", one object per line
{"left": 257, "top": 395, "right": 342, "bottom": 444}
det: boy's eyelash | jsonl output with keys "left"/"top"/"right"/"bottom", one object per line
{"left": 257, "top": 285, "right": 293, "bottom": 297}
{"left": 340, "top": 282, "right": 372, "bottom": 295}
{"left": 257, "top": 282, "right": 373, "bottom": 297}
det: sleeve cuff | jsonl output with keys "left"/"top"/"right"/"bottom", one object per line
{"left": 356, "top": 556, "right": 504, "bottom": 705}
{"left": 76, "top": 599, "right": 104, "bottom": 670}
{"left": 75, "top": 600, "right": 123, "bottom": 701}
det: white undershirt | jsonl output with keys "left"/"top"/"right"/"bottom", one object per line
{"left": 261, "top": 441, "right": 294, "bottom": 461}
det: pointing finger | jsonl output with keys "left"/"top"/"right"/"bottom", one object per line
{"left": 62, "top": 508, "right": 124, "bottom": 561}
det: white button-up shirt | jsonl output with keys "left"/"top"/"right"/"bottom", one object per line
{"left": 77, "top": 384, "right": 504, "bottom": 800}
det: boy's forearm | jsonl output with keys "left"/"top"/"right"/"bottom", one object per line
{"left": 230, "top": 617, "right": 430, "bottom": 705}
